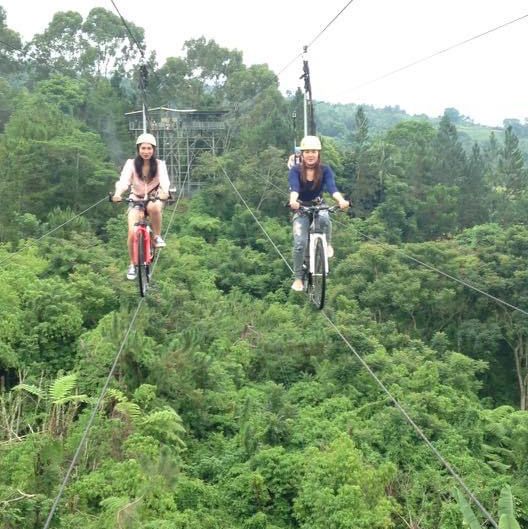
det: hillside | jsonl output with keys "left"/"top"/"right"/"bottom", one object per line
{"left": 315, "top": 100, "right": 528, "bottom": 158}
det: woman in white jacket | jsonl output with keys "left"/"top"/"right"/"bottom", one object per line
{"left": 112, "top": 133, "right": 170, "bottom": 280}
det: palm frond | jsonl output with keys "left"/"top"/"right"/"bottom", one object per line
{"left": 453, "top": 488, "right": 481, "bottom": 529}
{"left": 498, "top": 485, "right": 521, "bottom": 529}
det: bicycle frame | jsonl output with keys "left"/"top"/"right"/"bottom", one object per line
{"left": 131, "top": 219, "right": 154, "bottom": 267}
{"left": 308, "top": 231, "right": 329, "bottom": 276}
{"left": 300, "top": 203, "right": 335, "bottom": 276}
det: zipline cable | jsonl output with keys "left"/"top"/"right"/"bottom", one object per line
{"left": 222, "top": 170, "right": 498, "bottom": 528}
{"left": 220, "top": 0, "right": 359, "bottom": 125}
{"left": 42, "top": 162, "right": 189, "bottom": 529}
{"left": 259, "top": 174, "right": 528, "bottom": 317}
{"left": 109, "top": 0, "right": 163, "bottom": 129}
{"left": 42, "top": 5, "right": 191, "bottom": 518}
{"left": 320, "top": 311, "right": 499, "bottom": 528}
{"left": 0, "top": 38, "right": 23, "bottom": 53}
{"left": 41, "top": 298, "right": 145, "bottom": 529}
{"left": 0, "top": 196, "right": 108, "bottom": 267}
{"left": 306, "top": 0, "right": 356, "bottom": 49}
{"left": 333, "top": 217, "right": 528, "bottom": 317}
{"left": 149, "top": 155, "right": 192, "bottom": 277}
{"left": 336, "top": 12, "right": 528, "bottom": 96}
{"left": 221, "top": 167, "right": 293, "bottom": 272}
{"left": 109, "top": 0, "right": 146, "bottom": 59}
{"left": 277, "top": 0, "right": 357, "bottom": 77}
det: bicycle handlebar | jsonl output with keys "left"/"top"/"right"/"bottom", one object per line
{"left": 285, "top": 202, "right": 339, "bottom": 213}
{"left": 108, "top": 192, "right": 171, "bottom": 205}
{"left": 298, "top": 204, "right": 338, "bottom": 213}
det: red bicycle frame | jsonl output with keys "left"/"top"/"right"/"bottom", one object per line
{"left": 132, "top": 219, "right": 154, "bottom": 267}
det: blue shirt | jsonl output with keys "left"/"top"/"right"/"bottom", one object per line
{"left": 288, "top": 164, "right": 338, "bottom": 202}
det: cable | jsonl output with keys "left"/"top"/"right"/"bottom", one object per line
{"left": 338, "top": 12, "right": 528, "bottom": 96}
{"left": 0, "top": 38, "right": 24, "bottom": 54}
{"left": 277, "top": 0, "right": 357, "bottom": 77}
{"left": 149, "top": 155, "right": 192, "bottom": 277}
{"left": 110, "top": 0, "right": 159, "bottom": 129}
{"left": 223, "top": 169, "right": 498, "bottom": 528}
{"left": 0, "top": 196, "right": 108, "bottom": 267}
{"left": 41, "top": 176, "right": 189, "bottom": 529}
{"left": 306, "top": 0, "right": 356, "bottom": 49}
{"left": 42, "top": 299, "right": 145, "bottom": 529}
{"left": 224, "top": 0, "right": 358, "bottom": 124}
{"left": 333, "top": 217, "right": 528, "bottom": 317}
{"left": 320, "top": 311, "right": 499, "bottom": 529}
{"left": 221, "top": 166, "right": 293, "bottom": 272}
{"left": 109, "top": 0, "right": 145, "bottom": 59}
{"left": 256, "top": 172, "right": 528, "bottom": 317}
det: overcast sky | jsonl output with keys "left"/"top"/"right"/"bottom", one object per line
{"left": 2, "top": 0, "right": 528, "bottom": 127}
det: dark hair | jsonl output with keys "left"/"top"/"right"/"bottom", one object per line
{"left": 134, "top": 149, "right": 158, "bottom": 180}
{"left": 300, "top": 156, "right": 323, "bottom": 191}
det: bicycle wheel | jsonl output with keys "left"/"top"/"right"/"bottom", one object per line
{"left": 311, "top": 238, "right": 326, "bottom": 310}
{"left": 137, "top": 231, "right": 149, "bottom": 297}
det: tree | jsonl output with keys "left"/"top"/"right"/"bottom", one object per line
{"left": 0, "top": 6, "right": 23, "bottom": 75}
{"left": 497, "top": 126, "right": 527, "bottom": 199}
{"left": 81, "top": 7, "right": 145, "bottom": 77}
{"left": 0, "top": 94, "right": 115, "bottom": 240}
{"left": 26, "top": 11, "right": 86, "bottom": 77}
{"left": 183, "top": 37, "right": 244, "bottom": 91}
{"left": 156, "top": 57, "right": 204, "bottom": 108}
{"left": 430, "top": 113, "right": 467, "bottom": 188}
{"left": 458, "top": 142, "right": 489, "bottom": 228}
{"left": 294, "top": 436, "right": 395, "bottom": 529}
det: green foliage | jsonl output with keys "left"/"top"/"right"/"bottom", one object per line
{"left": 294, "top": 436, "right": 395, "bottom": 529}
{"left": 3, "top": 6, "right": 528, "bottom": 529}
{"left": 453, "top": 489, "right": 481, "bottom": 529}
{"left": 498, "top": 485, "right": 521, "bottom": 529}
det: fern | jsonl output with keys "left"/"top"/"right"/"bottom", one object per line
{"left": 48, "top": 374, "right": 77, "bottom": 404}
{"left": 100, "top": 495, "right": 131, "bottom": 513}
{"left": 53, "top": 394, "right": 88, "bottom": 406}
{"left": 114, "top": 401, "right": 142, "bottom": 421}
{"left": 106, "top": 388, "right": 128, "bottom": 403}
{"left": 12, "top": 383, "right": 44, "bottom": 399}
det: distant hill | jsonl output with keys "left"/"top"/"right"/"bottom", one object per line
{"left": 315, "top": 101, "right": 528, "bottom": 158}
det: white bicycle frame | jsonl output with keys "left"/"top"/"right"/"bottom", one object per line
{"left": 308, "top": 231, "right": 329, "bottom": 276}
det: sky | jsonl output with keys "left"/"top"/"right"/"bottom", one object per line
{"left": 2, "top": 0, "right": 528, "bottom": 127}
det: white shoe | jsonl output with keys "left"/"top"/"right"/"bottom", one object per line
{"left": 327, "top": 245, "right": 334, "bottom": 258}
{"left": 154, "top": 235, "right": 166, "bottom": 248}
{"left": 291, "top": 279, "right": 304, "bottom": 292}
{"left": 127, "top": 265, "right": 137, "bottom": 280}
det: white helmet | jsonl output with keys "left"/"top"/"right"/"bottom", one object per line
{"left": 300, "top": 135, "right": 321, "bottom": 151}
{"left": 136, "top": 133, "right": 157, "bottom": 147}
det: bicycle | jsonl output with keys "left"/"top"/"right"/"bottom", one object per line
{"left": 111, "top": 195, "right": 168, "bottom": 297}
{"left": 291, "top": 202, "right": 340, "bottom": 310}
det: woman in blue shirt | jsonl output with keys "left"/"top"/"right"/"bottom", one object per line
{"left": 288, "top": 135, "right": 349, "bottom": 292}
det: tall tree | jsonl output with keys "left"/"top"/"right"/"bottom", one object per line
{"left": 0, "top": 6, "right": 23, "bottom": 75}
{"left": 431, "top": 113, "right": 467, "bottom": 187}
{"left": 26, "top": 11, "right": 86, "bottom": 78}
{"left": 183, "top": 37, "right": 244, "bottom": 90}
{"left": 81, "top": 7, "right": 145, "bottom": 77}
{"left": 498, "top": 126, "right": 527, "bottom": 199}
{"left": 458, "top": 142, "right": 489, "bottom": 228}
